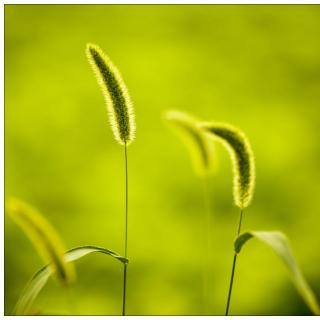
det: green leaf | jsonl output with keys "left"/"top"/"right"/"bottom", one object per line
{"left": 164, "top": 110, "right": 216, "bottom": 177}
{"left": 234, "top": 231, "right": 320, "bottom": 315}
{"left": 14, "top": 245, "right": 128, "bottom": 315}
{"left": 6, "top": 197, "right": 75, "bottom": 285}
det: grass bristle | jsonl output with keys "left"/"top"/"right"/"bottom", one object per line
{"left": 86, "top": 43, "right": 135, "bottom": 145}
{"left": 165, "top": 110, "right": 216, "bottom": 177}
{"left": 6, "top": 197, "right": 75, "bottom": 285}
{"left": 201, "top": 122, "right": 255, "bottom": 208}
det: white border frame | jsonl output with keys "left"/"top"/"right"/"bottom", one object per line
{"left": 3, "top": 0, "right": 320, "bottom": 4}
{"left": 2, "top": 1, "right": 320, "bottom": 319}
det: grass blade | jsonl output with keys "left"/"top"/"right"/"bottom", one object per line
{"left": 165, "top": 110, "right": 216, "bottom": 176}
{"left": 65, "top": 245, "right": 128, "bottom": 264}
{"left": 14, "top": 266, "right": 51, "bottom": 315}
{"left": 234, "top": 231, "right": 320, "bottom": 315}
{"left": 6, "top": 197, "right": 75, "bottom": 285}
{"left": 14, "top": 245, "right": 128, "bottom": 315}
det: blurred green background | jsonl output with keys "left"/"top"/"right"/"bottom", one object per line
{"left": 5, "top": 4, "right": 320, "bottom": 315}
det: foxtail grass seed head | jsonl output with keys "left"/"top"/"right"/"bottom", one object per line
{"left": 6, "top": 197, "right": 75, "bottom": 285}
{"left": 201, "top": 122, "right": 255, "bottom": 208}
{"left": 86, "top": 43, "right": 135, "bottom": 145}
{"left": 165, "top": 110, "right": 216, "bottom": 177}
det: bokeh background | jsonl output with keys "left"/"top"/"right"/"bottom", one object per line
{"left": 5, "top": 4, "right": 320, "bottom": 315}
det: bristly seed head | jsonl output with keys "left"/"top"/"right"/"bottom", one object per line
{"left": 200, "top": 122, "right": 255, "bottom": 208}
{"left": 6, "top": 197, "right": 75, "bottom": 285}
{"left": 165, "top": 110, "right": 216, "bottom": 177}
{"left": 86, "top": 43, "right": 135, "bottom": 145}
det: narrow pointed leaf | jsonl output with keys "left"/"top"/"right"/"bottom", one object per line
{"left": 14, "top": 245, "right": 128, "bottom": 315}
{"left": 65, "top": 245, "right": 128, "bottom": 264}
{"left": 234, "top": 231, "right": 320, "bottom": 315}
{"left": 14, "top": 266, "right": 51, "bottom": 316}
{"left": 165, "top": 110, "right": 216, "bottom": 176}
{"left": 6, "top": 198, "right": 75, "bottom": 285}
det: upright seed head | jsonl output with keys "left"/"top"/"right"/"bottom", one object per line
{"left": 200, "top": 122, "right": 255, "bottom": 208}
{"left": 86, "top": 43, "right": 135, "bottom": 145}
{"left": 164, "top": 110, "right": 216, "bottom": 177}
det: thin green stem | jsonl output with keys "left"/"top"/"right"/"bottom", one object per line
{"left": 122, "top": 143, "right": 128, "bottom": 316}
{"left": 122, "top": 264, "right": 127, "bottom": 316}
{"left": 225, "top": 253, "right": 237, "bottom": 316}
{"left": 237, "top": 208, "right": 243, "bottom": 237}
{"left": 202, "top": 176, "right": 212, "bottom": 314}
{"left": 225, "top": 208, "right": 243, "bottom": 316}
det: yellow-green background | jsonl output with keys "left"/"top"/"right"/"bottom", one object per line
{"left": 5, "top": 4, "right": 320, "bottom": 315}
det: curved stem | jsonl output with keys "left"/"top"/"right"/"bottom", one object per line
{"left": 122, "top": 143, "right": 128, "bottom": 316}
{"left": 225, "top": 208, "right": 243, "bottom": 316}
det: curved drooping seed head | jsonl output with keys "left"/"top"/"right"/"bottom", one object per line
{"left": 86, "top": 43, "right": 135, "bottom": 145}
{"left": 164, "top": 110, "right": 216, "bottom": 177}
{"left": 6, "top": 197, "right": 75, "bottom": 285}
{"left": 201, "top": 122, "right": 255, "bottom": 208}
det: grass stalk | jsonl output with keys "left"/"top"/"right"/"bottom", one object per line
{"left": 225, "top": 208, "right": 243, "bottom": 316}
{"left": 86, "top": 44, "right": 135, "bottom": 316}
{"left": 122, "top": 142, "right": 128, "bottom": 316}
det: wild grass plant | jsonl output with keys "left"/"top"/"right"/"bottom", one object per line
{"left": 164, "top": 110, "right": 216, "bottom": 313}
{"left": 201, "top": 122, "right": 254, "bottom": 315}
{"left": 6, "top": 43, "right": 135, "bottom": 316}
{"left": 86, "top": 43, "right": 135, "bottom": 316}
{"left": 201, "top": 122, "right": 320, "bottom": 315}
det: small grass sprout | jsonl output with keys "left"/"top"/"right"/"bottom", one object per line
{"left": 201, "top": 122, "right": 255, "bottom": 209}
{"left": 6, "top": 197, "right": 75, "bottom": 285}
{"left": 86, "top": 43, "right": 135, "bottom": 145}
